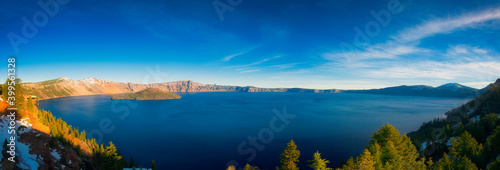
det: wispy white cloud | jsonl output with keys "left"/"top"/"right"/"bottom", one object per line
{"left": 224, "top": 55, "right": 282, "bottom": 73}
{"left": 239, "top": 69, "right": 260, "bottom": 73}
{"left": 443, "top": 45, "right": 495, "bottom": 64}
{"left": 472, "top": 47, "right": 488, "bottom": 54}
{"left": 323, "top": 42, "right": 424, "bottom": 62}
{"left": 329, "top": 44, "right": 500, "bottom": 81}
{"left": 394, "top": 8, "right": 500, "bottom": 43}
{"left": 366, "top": 61, "right": 500, "bottom": 80}
{"left": 446, "top": 45, "right": 470, "bottom": 56}
{"left": 268, "top": 62, "right": 304, "bottom": 69}
{"left": 247, "top": 57, "right": 276, "bottom": 66}
{"left": 324, "top": 7, "right": 500, "bottom": 62}
{"left": 222, "top": 45, "right": 262, "bottom": 62}
{"left": 319, "top": 7, "right": 500, "bottom": 87}
{"left": 223, "top": 52, "right": 247, "bottom": 62}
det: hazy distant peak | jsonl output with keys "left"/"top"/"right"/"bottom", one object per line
{"left": 438, "top": 83, "right": 460, "bottom": 87}
{"left": 437, "top": 83, "right": 473, "bottom": 89}
{"left": 57, "top": 77, "right": 71, "bottom": 81}
{"left": 84, "top": 77, "right": 97, "bottom": 81}
{"left": 78, "top": 77, "right": 108, "bottom": 85}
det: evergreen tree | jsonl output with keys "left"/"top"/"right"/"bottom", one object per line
{"left": 130, "top": 157, "right": 137, "bottom": 168}
{"left": 455, "top": 156, "right": 479, "bottom": 170}
{"left": 370, "top": 124, "right": 424, "bottom": 169}
{"left": 432, "top": 153, "right": 453, "bottom": 170}
{"left": 80, "top": 130, "right": 86, "bottom": 141}
{"left": 106, "top": 142, "right": 118, "bottom": 157}
{"left": 2, "top": 78, "right": 24, "bottom": 110}
{"left": 26, "top": 97, "right": 33, "bottom": 113}
{"left": 338, "top": 149, "right": 375, "bottom": 170}
{"left": 356, "top": 149, "right": 375, "bottom": 170}
{"left": 366, "top": 142, "right": 383, "bottom": 169}
{"left": 123, "top": 158, "right": 129, "bottom": 169}
{"left": 370, "top": 123, "right": 401, "bottom": 147}
{"left": 2, "top": 78, "right": 8, "bottom": 100}
{"left": 151, "top": 160, "right": 157, "bottom": 170}
{"left": 381, "top": 141, "right": 400, "bottom": 169}
{"left": 485, "top": 126, "right": 500, "bottom": 161}
{"left": 449, "top": 131, "right": 482, "bottom": 159}
{"left": 338, "top": 123, "right": 425, "bottom": 170}
{"left": 399, "top": 134, "right": 425, "bottom": 169}
{"left": 13, "top": 78, "right": 24, "bottom": 111}
{"left": 425, "top": 157, "right": 433, "bottom": 168}
{"left": 338, "top": 157, "right": 356, "bottom": 170}
{"left": 480, "top": 113, "right": 500, "bottom": 134}
{"left": 102, "top": 141, "right": 123, "bottom": 170}
{"left": 279, "top": 140, "right": 300, "bottom": 170}
{"left": 244, "top": 163, "right": 258, "bottom": 170}
{"left": 488, "top": 157, "right": 500, "bottom": 170}
{"left": 226, "top": 165, "right": 236, "bottom": 170}
{"left": 308, "top": 151, "right": 331, "bottom": 170}
{"left": 431, "top": 152, "right": 478, "bottom": 170}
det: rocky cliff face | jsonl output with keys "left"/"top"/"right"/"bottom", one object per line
{"left": 23, "top": 78, "right": 227, "bottom": 99}
{"left": 23, "top": 77, "right": 341, "bottom": 99}
{"left": 23, "top": 77, "right": 493, "bottom": 100}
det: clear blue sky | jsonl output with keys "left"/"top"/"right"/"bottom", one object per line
{"left": 1, "top": 0, "right": 499, "bottom": 89}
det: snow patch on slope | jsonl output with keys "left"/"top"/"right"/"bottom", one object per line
{"left": 0, "top": 117, "right": 41, "bottom": 169}
{"left": 51, "top": 149, "right": 61, "bottom": 160}
{"left": 17, "top": 142, "right": 40, "bottom": 169}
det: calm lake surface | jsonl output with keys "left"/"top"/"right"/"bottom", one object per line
{"left": 38, "top": 92, "right": 469, "bottom": 169}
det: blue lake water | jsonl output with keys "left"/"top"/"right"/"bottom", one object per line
{"left": 38, "top": 92, "right": 469, "bottom": 169}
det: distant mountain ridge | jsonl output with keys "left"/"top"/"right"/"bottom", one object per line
{"left": 344, "top": 82, "right": 482, "bottom": 98}
{"left": 22, "top": 77, "right": 497, "bottom": 99}
{"left": 22, "top": 77, "right": 343, "bottom": 99}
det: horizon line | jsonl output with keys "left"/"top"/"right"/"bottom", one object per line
{"left": 19, "top": 76, "right": 498, "bottom": 91}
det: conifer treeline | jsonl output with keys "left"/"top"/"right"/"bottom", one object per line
{"left": 37, "top": 109, "right": 126, "bottom": 169}
{"left": 35, "top": 104, "right": 157, "bottom": 169}
{"left": 2, "top": 78, "right": 154, "bottom": 169}
{"left": 227, "top": 83, "right": 500, "bottom": 170}
{"left": 228, "top": 122, "right": 500, "bottom": 170}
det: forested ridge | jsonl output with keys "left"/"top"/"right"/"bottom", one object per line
{"left": 227, "top": 79, "right": 500, "bottom": 170}
{"left": 1, "top": 78, "right": 157, "bottom": 169}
